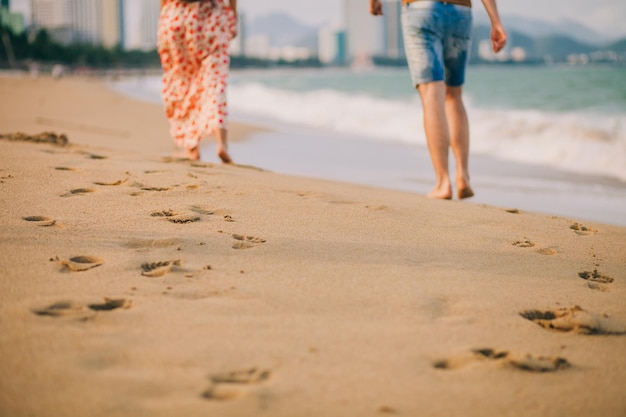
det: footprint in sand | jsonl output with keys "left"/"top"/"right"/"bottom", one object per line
{"left": 188, "top": 205, "right": 214, "bottom": 215}
{"left": 87, "top": 298, "right": 132, "bottom": 311}
{"left": 512, "top": 239, "right": 556, "bottom": 255}
{"left": 150, "top": 209, "right": 200, "bottom": 224}
{"left": 433, "top": 348, "right": 570, "bottom": 373}
{"left": 578, "top": 269, "right": 615, "bottom": 291}
{"left": 33, "top": 298, "right": 131, "bottom": 320}
{"left": 93, "top": 178, "right": 128, "bottom": 186}
{"left": 520, "top": 305, "right": 626, "bottom": 335}
{"left": 231, "top": 234, "right": 266, "bottom": 250}
{"left": 123, "top": 238, "right": 180, "bottom": 250}
{"left": 141, "top": 186, "right": 172, "bottom": 192}
{"left": 536, "top": 247, "right": 557, "bottom": 255}
{"left": 55, "top": 166, "right": 80, "bottom": 172}
{"left": 570, "top": 222, "right": 597, "bottom": 236}
{"left": 33, "top": 301, "right": 90, "bottom": 319}
{"left": 202, "top": 368, "right": 272, "bottom": 401}
{"left": 513, "top": 239, "right": 535, "bottom": 248}
{"left": 578, "top": 269, "right": 614, "bottom": 284}
{"left": 23, "top": 216, "right": 58, "bottom": 227}
{"left": 0, "top": 131, "right": 68, "bottom": 145}
{"left": 168, "top": 215, "right": 200, "bottom": 224}
{"left": 0, "top": 173, "right": 14, "bottom": 183}
{"left": 61, "top": 188, "right": 96, "bottom": 197}
{"left": 141, "top": 259, "right": 182, "bottom": 277}
{"left": 53, "top": 255, "right": 104, "bottom": 272}
{"left": 150, "top": 209, "right": 177, "bottom": 218}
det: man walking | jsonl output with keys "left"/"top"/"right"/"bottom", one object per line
{"left": 370, "top": 0, "right": 506, "bottom": 199}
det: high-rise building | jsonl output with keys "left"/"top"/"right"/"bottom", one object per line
{"left": 31, "top": 0, "right": 73, "bottom": 44}
{"left": 229, "top": 12, "right": 245, "bottom": 56}
{"left": 70, "top": 0, "right": 101, "bottom": 44}
{"left": 318, "top": 25, "right": 347, "bottom": 65}
{"left": 101, "top": 0, "right": 121, "bottom": 48}
{"left": 382, "top": 0, "right": 404, "bottom": 59}
{"left": 122, "top": 0, "right": 159, "bottom": 50}
{"left": 31, "top": 0, "right": 122, "bottom": 47}
{"left": 344, "top": 0, "right": 383, "bottom": 64}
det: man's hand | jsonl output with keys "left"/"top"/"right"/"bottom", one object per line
{"left": 490, "top": 24, "right": 507, "bottom": 53}
{"left": 370, "top": 0, "right": 383, "bottom": 16}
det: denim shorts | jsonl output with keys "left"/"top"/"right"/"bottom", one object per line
{"left": 401, "top": 1, "right": 473, "bottom": 88}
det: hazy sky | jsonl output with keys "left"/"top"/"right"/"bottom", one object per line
{"left": 237, "top": 0, "right": 626, "bottom": 39}
{"left": 9, "top": 0, "right": 626, "bottom": 39}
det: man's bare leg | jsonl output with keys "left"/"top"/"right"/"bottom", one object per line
{"left": 446, "top": 86, "right": 473, "bottom": 199}
{"left": 215, "top": 128, "right": 233, "bottom": 164}
{"left": 418, "top": 81, "right": 452, "bottom": 199}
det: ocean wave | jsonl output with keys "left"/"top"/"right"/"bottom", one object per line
{"left": 229, "top": 82, "right": 626, "bottom": 182}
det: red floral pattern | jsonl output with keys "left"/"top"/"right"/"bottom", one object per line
{"left": 157, "top": 0, "right": 236, "bottom": 150}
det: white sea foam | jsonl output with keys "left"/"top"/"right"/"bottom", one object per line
{"left": 229, "top": 82, "right": 626, "bottom": 182}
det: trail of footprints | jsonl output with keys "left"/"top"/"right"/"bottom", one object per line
{"left": 14, "top": 138, "right": 277, "bottom": 403}
{"left": 33, "top": 298, "right": 131, "bottom": 321}
{"left": 434, "top": 348, "right": 570, "bottom": 373}
{"left": 27, "top": 158, "right": 622, "bottom": 397}
{"left": 436, "top": 221, "right": 622, "bottom": 374}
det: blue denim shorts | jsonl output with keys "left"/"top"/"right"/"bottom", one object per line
{"left": 401, "top": 1, "right": 473, "bottom": 88}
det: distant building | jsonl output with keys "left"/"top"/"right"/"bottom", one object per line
{"left": 382, "top": 0, "right": 404, "bottom": 59}
{"left": 31, "top": 0, "right": 123, "bottom": 47}
{"left": 229, "top": 11, "right": 245, "bottom": 56}
{"left": 70, "top": 0, "right": 102, "bottom": 45}
{"left": 344, "top": 0, "right": 383, "bottom": 64}
{"left": 101, "top": 0, "right": 122, "bottom": 49}
{"left": 318, "top": 25, "right": 347, "bottom": 65}
{"left": 31, "top": 0, "right": 73, "bottom": 44}
{"left": 245, "top": 34, "right": 271, "bottom": 59}
{"left": 121, "top": 0, "right": 158, "bottom": 50}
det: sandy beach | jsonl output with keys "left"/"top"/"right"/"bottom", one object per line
{"left": 1, "top": 74, "right": 625, "bottom": 417}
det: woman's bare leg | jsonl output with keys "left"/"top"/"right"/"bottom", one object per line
{"left": 215, "top": 128, "right": 232, "bottom": 164}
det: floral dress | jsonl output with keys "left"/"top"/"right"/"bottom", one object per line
{"left": 157, "top": 0, "right": 237, "bottom": 151}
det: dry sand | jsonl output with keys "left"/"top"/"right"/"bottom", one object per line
{"left": 1, "top": 75, "right": 625, "bottom": 417}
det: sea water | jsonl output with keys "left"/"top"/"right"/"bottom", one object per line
{"left": 226, "top": 65, "right": 626, "bottom": 182}
{"left": 110, "top": 64, "right": 626, "bottom": 225}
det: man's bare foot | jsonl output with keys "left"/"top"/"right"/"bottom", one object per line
{"left": 456, "top": 176, "right": 474, "bottom": 199}
{"left": 172, "top": 147, "right": 200, "bottom": 161}
{"left": 457, "top": 186, "right": 474, "bottom": 199}
{"left": 427, "top": 185, "right": 452, "bottom": 200}
{"left": 217, "top": 147, "right": 232, "bottom": 164}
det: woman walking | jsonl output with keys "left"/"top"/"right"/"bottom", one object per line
{"left": 158, "top": 0, "right": 237, "bottom": 162}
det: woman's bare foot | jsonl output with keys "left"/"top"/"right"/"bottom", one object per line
{"left": 217, "top": 148, "right": 232, "bottom": 164}
{"left": 172, "top": 147, "right": 200, "bottom": 161}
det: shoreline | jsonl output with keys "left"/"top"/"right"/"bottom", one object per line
{"left": 225, "top": 116, "right": 626, "bottom": 227}
{"left": 1, "top": 74, "right": 625, "bottom": 417}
